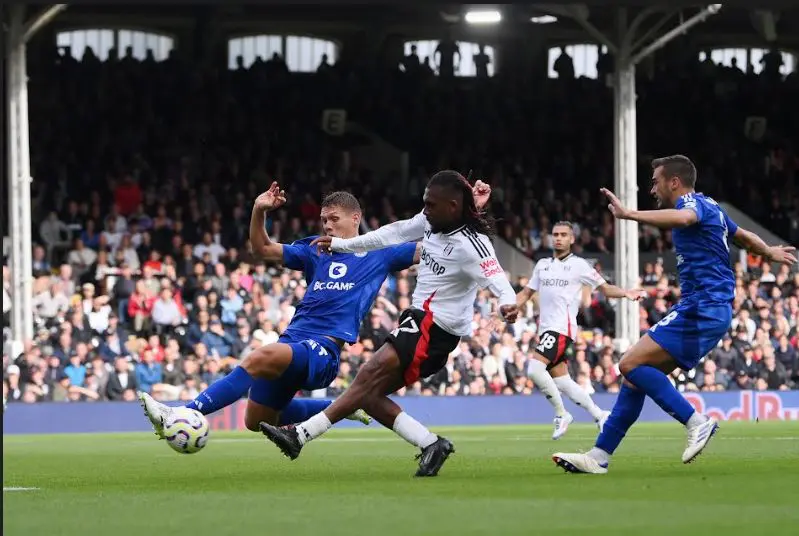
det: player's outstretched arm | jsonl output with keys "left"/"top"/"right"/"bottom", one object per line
{"left": 317, "top": 212, "right": 428, "bottom": 254}
{"left": 249, "top": 182, "right": 287, "bottom": 262}
{"left": 624, "top": 208, "right": 697, "bottom": 229}
{"left": 516, "top": 287, "right": 537, "bottom": 309}
{"left": 516, "top": 287, "right": 533, "bottom": 307}
{"left": 732, "top": 227, "right": 797, "bottom": 266}
{"left": 518, "top": 261, "right": 542, "bottom": 310}
{"left": 600, "top": 188, "right": 697, "bottom": 229}
{"left": 597, "top": 283, "right": 643, "bottom": 301}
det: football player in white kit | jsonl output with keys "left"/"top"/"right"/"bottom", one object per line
{"left": 260, "top": 171, "right": 518, "bottom": 477}
{"left": 517, "top": 222, "right": 642, "bottom": 439}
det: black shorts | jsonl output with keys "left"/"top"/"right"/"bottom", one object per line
{"left": 384, "top": 308, "right": 460, "bottom": 386}
{"left": 534, "top": 330, "right": 574, "bottom": 369}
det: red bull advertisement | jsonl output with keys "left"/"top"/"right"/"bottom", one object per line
{"left": 685, "top": 391, "right": 799, "bottom": 421}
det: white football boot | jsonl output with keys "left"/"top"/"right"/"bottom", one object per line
{"left": 138, "top": 391, "right": 173, "bottom": 439}
{"left": 552, "top": 412, "right": 574, "bottom": 440}
{"left": 552, "top": 452, "right": 609, "bottom": 474}
{"left": 682, "top": 416, "right": 719, "bottom": 464}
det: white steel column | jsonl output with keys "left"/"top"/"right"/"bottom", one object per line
{"left": 613, "top": 60, "right": 639, "bottom": 349}
{"left": 570, "top": 4, "right": 723, "bottom": 348}
{"left": 7, "top": 5, "right": 28, "bottom": 343}
{"left": 6, "top": 4, "right": 67, "bottom": 344}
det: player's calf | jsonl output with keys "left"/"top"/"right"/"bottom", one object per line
{"left": 244, "top": 400, "right": 280, "bottom": 431}
{"left": 527, "top": 355, "right": 571, "bottom": 439}
{"left": 261, "top": 358, "right": 387, "bottom": 457}
{"left": 617, "top": 335, "right": 697, "bottom": 425}
{"left": 618, "top": 335, "right": 720, "bottom": 462}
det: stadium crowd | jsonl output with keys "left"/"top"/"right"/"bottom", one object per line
{"left": 2, "top": 41, "right": 799, "bottom": 405}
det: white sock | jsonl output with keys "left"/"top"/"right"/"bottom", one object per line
{"left": 392, "top": 412, "right": 438, "bottom": 449}
{"left": 528, "top": 359, "right": 567, "bottom": 416}
{"left": 588, "top": 447, "right": 611, "bottom": 465}
{"left": 554, "top": 375, "right": 604, "bottom": 420}
{"left": 295, "top": 412, "right": 332, "bottom": 445}
{"left": 686, "top": 411, "right": 708, "bottom": 429}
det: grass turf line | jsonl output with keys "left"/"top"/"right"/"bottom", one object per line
{"left": 4, "top": 421, "right": 798, "bottom": 536}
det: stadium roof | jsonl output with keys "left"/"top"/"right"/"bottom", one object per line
{"left": 14, "top": 3, "right": 799, "bottom": 48}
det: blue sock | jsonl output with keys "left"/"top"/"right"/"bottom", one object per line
{"left": 596, "top": 383, "right": 646, "bottom": 455}
{"left": 185, "top": 366, "right": 253, "bottom": 415}
{"left": 625, "top": 365, "right": 695, "bottom": 425}
{"left": 278, "top": 399, "right": 332, "bottom": 425}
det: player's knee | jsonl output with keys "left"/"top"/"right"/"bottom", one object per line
{"left": 618, "top": 359, "right": 632, "bottom": 378}
{"left": 618, "top": 357, "right": 639, "bottom": 378}
{"left": 358, "top": 357, "right": 381, "bottom": 376}
{"left": 621, "top": 378, "right": 638, "bottom": 389}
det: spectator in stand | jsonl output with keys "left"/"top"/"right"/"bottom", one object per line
{"left": 201, "top": 319, "right": 234, "bottom": 358}
{"left": 106, "top": 356, "right": 138, "bottom": 401}
{"left": 128, "top": 279, "right": 155, "bottom": 334}
{"left": 32, "top": 245, "right": 51, "bottom": 277}
{"left": 150, "top": 287, "right": 183, "bottom": 335}
{"left": 112, "top": 264, "right": 136, "bottom": 322}
{"left": 135, "top": 349, "right": 162, "bottom": 394}
{"left": 759, "top": 353, "right": 790, "bottom": 390}
{"left": 193, "top": 233, "right": 226, "bottom": 265}
{"left": 63, "top": 349, "right": 88, "bottom": 388}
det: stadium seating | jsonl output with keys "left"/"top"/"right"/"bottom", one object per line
{"left": 2, "top": 44, "right": 797, "bottom": 405}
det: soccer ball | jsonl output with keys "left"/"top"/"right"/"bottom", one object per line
{"left": 164, "top": 407, "right": 210, "bottom": 454}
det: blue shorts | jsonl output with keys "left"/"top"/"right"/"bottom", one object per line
{"left": 248, "top": 335, "right": 340, "bottom": 410}
{"left": 648, "top": 300, "right": 732, "bottom": 371}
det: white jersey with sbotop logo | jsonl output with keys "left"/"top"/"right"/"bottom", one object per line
{"left": 331, "top": 211, "right": 516, "bottom": 336}
{"left": 528, "top": 253, "right": 606, "bottom": 339}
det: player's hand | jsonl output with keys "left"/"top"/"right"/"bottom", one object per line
{"left": 766, "top": 245, "right": 797, "bottom": 266}
{"left": 600, "top": 188, "right": 632, "bottom": 220}
{"left": 254, "top": 181, "right": 286, "bottom": 212}
{"left": 473, "top": 180, "right": 492, "bottom": 210}
{"left": 499, "top": 304, "right": 519, "bottom": 323}
{"left": 310, "top": 235, "right": 333, "bottom": 255}
{"left": 624, "top": 289, "right": 645, "bottom": 301}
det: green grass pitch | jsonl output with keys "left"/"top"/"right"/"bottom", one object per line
{"left": 4, "top": 421, "right": 799, "bottom": 536}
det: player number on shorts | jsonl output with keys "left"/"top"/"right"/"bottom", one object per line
{"left": 306, "top": 339, "right": 329, "bottom": 356}
{"left": 536, "top": 333, "right": 557, "bottom": 352}
{"left": 650, "top": 311, "right": 678, "bottom": 332}
{"left": 391, "top": 315, "right": 420, "bottom": 337}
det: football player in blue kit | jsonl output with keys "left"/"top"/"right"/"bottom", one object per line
{"left": 553, "top": 155, "right": 796, "bottom": 474}
{"left": 140, "top": 180, "right": 492, "bottom": 451}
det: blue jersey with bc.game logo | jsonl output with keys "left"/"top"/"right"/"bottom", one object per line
{"left": 672, "top": 193, "right": 738, "bottom": 305}
{"left": 281, "top": 236, "right": 416, "bottom": 344}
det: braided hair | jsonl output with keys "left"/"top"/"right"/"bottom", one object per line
{"left": 428, "top": 170, "right": 495, "bottom": 236}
